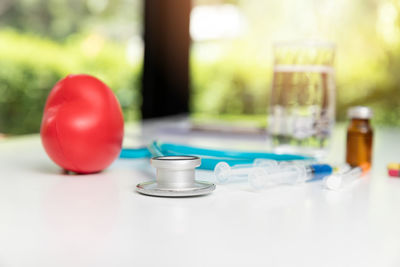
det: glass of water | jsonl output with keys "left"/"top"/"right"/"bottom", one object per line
{"left": 268, "top": 41, "right": 335, "bottom": 158}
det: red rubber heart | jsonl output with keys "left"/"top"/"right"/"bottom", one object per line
{"left": 41, "top": 74, "right": 124, "bottom": 174}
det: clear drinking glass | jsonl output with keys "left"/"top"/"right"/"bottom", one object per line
{"left": 268, "top": 41, "right": 335, "bottom": 158}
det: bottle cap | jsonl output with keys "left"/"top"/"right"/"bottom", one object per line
{"left": 387, "top": 163, "right": 400, "bottom": 170}
{"left": 347, "top": 106, "right": 373, "bottom": 119}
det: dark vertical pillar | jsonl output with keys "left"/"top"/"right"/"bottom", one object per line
{"left": 141, "top": 0, "right": 191, "bottom": 119}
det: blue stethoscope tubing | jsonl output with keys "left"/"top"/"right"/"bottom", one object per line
{"left": 119, "top": 141, "right": 313, "bottom": 170}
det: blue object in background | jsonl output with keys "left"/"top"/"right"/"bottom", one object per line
{"left": 119, "top": 147, "right": 151, "bottom": 158}
{"left": 120, "top": 141, "right": 314, "bottom": 170}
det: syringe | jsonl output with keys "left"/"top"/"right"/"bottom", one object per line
{"left": 324, "top": 167, "right": 363, "bottom": 190}
{"left": 214, "top": 160, "right": 332, "bottom": 187}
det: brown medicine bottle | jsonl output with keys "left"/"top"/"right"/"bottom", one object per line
{"left": 346, "top": 106, "right": 373, "bottom": 169}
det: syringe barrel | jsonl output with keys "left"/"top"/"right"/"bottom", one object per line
{"left": 248, "top": 164, "right": 310, "bottom": 189}
{"left": 214, "top": 160, "right": 278, "bottom": 183}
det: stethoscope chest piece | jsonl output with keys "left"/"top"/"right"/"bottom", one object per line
{"left": 136, "top": 156, "right": 216, "bottom": 197}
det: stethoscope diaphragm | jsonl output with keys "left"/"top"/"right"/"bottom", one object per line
{"left": 136, "top": 156, "right": 215, "bottom": 197}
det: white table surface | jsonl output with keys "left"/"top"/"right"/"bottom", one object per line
{"left": 1, "top": 118, "right": 400, "bottom": 267}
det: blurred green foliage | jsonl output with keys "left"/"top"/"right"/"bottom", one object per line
{"left": 1, "top": 0, "right": 400, "bottom": 136}
{"left": 191, "top": 42, "right": 400, "bottom": 126}
{"left": 191, "top": 0, "right": 400, "bottom": 126}
{"left": 191, "top": 47, "right": 270, "bottom": 116}
{"left": 0, "top": 0, "right": 141, "bottom": 40}
{"left": 0, "top": 29, "right": 140, "bottom": 135}
{"left": 0, "top": 0, "right": 141, "bottom": 135}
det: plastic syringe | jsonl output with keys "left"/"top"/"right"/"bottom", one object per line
{"left": 324, "top": 167, "right": 363, "bottom": 190}
{"left": 214, "top": 160, "right": 332, "bottom": 187}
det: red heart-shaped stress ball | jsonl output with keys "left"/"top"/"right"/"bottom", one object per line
{"left": 40, "top": 74, "right": 124, "bottom": 174}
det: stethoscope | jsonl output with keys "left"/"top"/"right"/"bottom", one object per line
{"left": 121, "top": 141, "right": 313, "bottom": 197}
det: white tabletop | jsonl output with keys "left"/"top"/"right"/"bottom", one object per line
{"left": 1, "top": 118, "right": 400, "bottom": 267}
